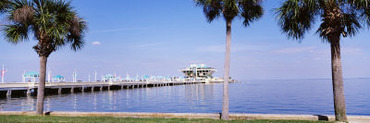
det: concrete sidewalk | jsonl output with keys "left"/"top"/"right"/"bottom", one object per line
{"left": 1, "top": 111, "right": 369, "bottom": 122}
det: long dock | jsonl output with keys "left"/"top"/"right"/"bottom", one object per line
{"left": 0, "top": 81, "right": 204, "bottom": 98}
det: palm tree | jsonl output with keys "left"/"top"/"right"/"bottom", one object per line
{"left": 4, "top": 0, "right": 86, "bottom": 115}
{"left": 195, "top": 0, "right": 263, "bottom": 120}
{"left": 276, "top": 0, "right": 370, "bottom": 121}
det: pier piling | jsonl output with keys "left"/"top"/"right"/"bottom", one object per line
{"left": 26, "top": 89, "right": 31, "bottom": 95}
{"left": 58, "top": 88, "right": 62, "bottom": 94}
{"left": 6, "top": 90, "right": 11, "bottom": 97}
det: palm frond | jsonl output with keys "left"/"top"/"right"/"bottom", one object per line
{"left": 352, "top": 0, "right": 370, "bottom": 27}
{"left": 222, "top": 0, "right": 239, "bottom": 20}
{"left": 315, "top": 1, "right": 365, "bottom": 42}
{"left": 67, "top": 15, "right": 86, "bottom": 51}
{"left": 4, "top": 0, "right": 87, "bottom": 56}
{"left": 195, "top": 0, "right": 222, "bottom": 22}
{"left": 362, "top": 7, "right": 370, "bottom": 26}
{"left": 349, "top": 0, "right": 370, "bottom": 8}
{"left": 316, "top": 19, "right": 334, "bottom": 41}
{"left": 3, "top": 23, "right": 29, "bottom": 44}
{"left": 195, "top": 0, "right": 263, "bottom": 26}
{"left": 239, "top": 0, "right": 263, "bottom": 26}
{"left": 342, "top": 12, "right": 361, "bottom": 37}
{"left": 0, "top": 0, "right": 11, "bottom": 13}
{"left": 276, "top": 0, "right": 319, "bottom": 40}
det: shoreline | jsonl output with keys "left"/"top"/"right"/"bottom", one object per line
{"left": 1, "top": 111, "right": 370, "bottom": 122}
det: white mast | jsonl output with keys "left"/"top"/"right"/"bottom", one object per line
{"left": 72, "top": 69, "right": 76, "bottom": 82}
{"left": 114, "top": 71, "right": 117, "bottom": 82}
{"left": 22, "top": 70, "right": 25, "bottom": 82}
{"left": 72, "top": 71, "right": 74, "bottom": 82}
{"left": 94, "top": 70, "right": 97, "bottom": 82}
{"left": 1, "top": 64, "right": 4, "bottom": 83}
{"left": 47, "top": 70, "right": 52, "bottom": 82}
{"left": 88, "top": 72, "right": 91, "bottom": 82}
{"left": 74, "top": 69, "right": 77, "bottom": 82}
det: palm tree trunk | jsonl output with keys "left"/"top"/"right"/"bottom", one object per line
{"left": 36, "top": 55, "right": 47, "bottom": 115}
{"left": 221, "top": 19, "right": 232, "bottom": 120}
{"left": 330, "top": 39, "right": 347, "bottom": 121}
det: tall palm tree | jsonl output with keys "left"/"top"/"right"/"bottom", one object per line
{"left": 4, "top": 0, "right": 86, "bottom": 115}
{"left": 195, "top": 0, "right": 263, "bottom": 120}
{"left": 276, "top": 0, "right": 370, "bottom": 121}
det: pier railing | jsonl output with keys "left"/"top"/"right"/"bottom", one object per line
{"left": 0, "top": 80, "right": 205, "bottom": 97}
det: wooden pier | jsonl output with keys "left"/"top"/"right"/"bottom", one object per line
{"left": 0, "top": 81, "right": 204, "bottom": 98}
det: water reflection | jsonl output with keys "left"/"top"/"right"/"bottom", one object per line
{"left": 45, "top": 97, "right": 51, "bottom": 111}
{"left": 0, "top": 83, "right": 225, "bottom": 113}
{"left": 1, "top": 79, "right": 369, "bottom": 115}
{"left": 20, "top": 96, "right": 35, "bottom": 111}
{"left": 93, "top": 92, "right": 97, "bottom": 111}
{"left": 73, "top": 94, "right": 77, "bottom": 111}
{"left": 185, "top": 84, "right": 215, "bottom": 107}
{"left": 107, "top": 90, "right": 116, "bottom": 111}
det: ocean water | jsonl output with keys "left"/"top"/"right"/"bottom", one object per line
{"left": 0, "top": 78, "right": 369, "bottom": 115}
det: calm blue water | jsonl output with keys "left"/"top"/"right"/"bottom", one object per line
{"left": 0, "top": 79, "right": 369, "bottom": 115}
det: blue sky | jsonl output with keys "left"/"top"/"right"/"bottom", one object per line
{"left": 1, "top": 0, "right": 370, "bottom": 82}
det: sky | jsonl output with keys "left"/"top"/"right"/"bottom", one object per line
{"left": 1, "top": 0, "right": 370, "bottom": 82}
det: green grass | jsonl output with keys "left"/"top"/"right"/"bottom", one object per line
{"left": 0, "top": 115, "right": 332, "bottom": 123}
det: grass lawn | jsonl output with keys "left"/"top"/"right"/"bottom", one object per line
{"left": 0, "top": 115, "right": 332, "bottom": 123}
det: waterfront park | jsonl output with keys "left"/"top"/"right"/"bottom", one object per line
{"left": 1, "top": 0, "right": 370, "bottom": 122}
